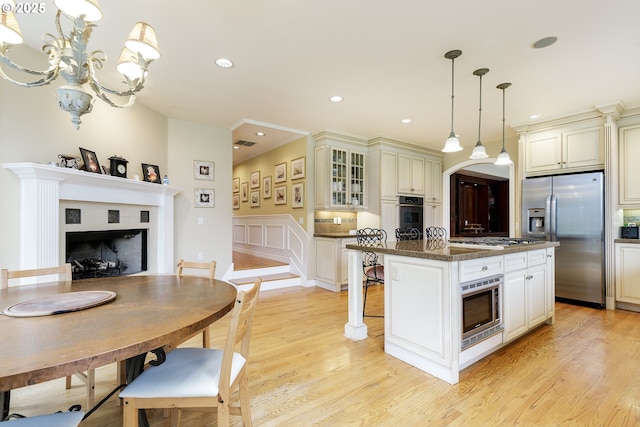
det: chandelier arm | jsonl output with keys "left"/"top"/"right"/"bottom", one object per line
{"left": 0, "top": 56, "right": 59, "bottom": 86}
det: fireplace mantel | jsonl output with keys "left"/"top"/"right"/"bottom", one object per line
{"left": 4, "top": 162, "right": 181, "bottom": 274}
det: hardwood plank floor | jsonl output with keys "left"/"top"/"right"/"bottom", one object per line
{"left": 8, "top": 285, "right": 640, "bottom": 426}
{"left": 232, "top": 252, "right": 286, "bottom": 271}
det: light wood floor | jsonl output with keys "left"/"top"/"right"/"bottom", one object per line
{"left": 8, "top": 285, "right": 640, "bottom": 426}
{"left": 232, "top": 252, "right": 286, "bottom": 271}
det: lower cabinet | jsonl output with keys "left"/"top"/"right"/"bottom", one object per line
{"left": 315, "top": 237, "right": 356, "bottom": 292}
{"left": 615, "top": 243, "right": 640, "bottom": 305}
{"left": 503, "top": 249, "right": 550, "bottom": 342}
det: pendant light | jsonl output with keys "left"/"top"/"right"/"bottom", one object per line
{"left": 469, "top": 68, "right": 490, "bottom": 159}
{"left": 442, "top": 50, "right": 463, "bottom": 152}
{"left": 494, "top": 82, "right": 513, "bottom": 165}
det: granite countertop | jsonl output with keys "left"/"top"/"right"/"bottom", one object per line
{"left": 615, "top": 238, "right": 640, "bottom": 244}
{"left": 314, "top": 233, "right": 357, "bottom": 238}
{"left": 345, "top": 240, "right": 560, "bottom": 261}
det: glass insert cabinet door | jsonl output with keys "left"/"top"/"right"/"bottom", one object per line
{"left": 331, "top": 147, "right": 365, "bottom": 208}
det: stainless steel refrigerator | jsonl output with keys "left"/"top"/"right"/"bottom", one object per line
{"left": 521, "top": 171, "right": 605, "bottom": 307}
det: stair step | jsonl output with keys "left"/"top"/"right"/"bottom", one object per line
{"left": 230, "top": 272, "right": 300, "bottom": 286}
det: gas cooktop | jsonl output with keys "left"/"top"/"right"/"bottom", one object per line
{"left": 449, "top": 237, "right": 540, "bottom": 248}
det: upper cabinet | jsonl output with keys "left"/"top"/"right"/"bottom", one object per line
{"left": 398, "top": 154, "right": 425, "bottom": 195}
{"left": 315, "top": 143, "right": 367, "bottom": 210}
{"left": 619, "top": 125, "right": 640, "bottom": 206}
{"left": 523, "top": 126, "right": 604, "bottom": 176}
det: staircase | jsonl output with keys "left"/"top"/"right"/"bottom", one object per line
{"left": 230, "top": 252, "right": 302, "bottom": 291}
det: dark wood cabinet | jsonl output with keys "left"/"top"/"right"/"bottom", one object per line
{"left": 450, "top": 172, "right": 509, "bottom": 237}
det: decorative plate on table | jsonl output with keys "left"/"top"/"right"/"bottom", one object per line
{"left": 3, "top": 290, "right": 116, "bottom": 317}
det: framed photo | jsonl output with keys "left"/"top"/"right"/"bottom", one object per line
{"left": 291, "top": 157, "right": 305, "bottom": 180}
{"left": 79, "top": 147, "right": 101, "bottom": 174}
{"left": 241, "top": 182, "right": 248, "bottom": 202}
{"left": 250, "top": 190, "right": 260, "bottom": 207}
{"left": 250, "top": 171, "right": 260, "bottom": 189}
{"left": 194, "top": 188, "right": 215, "bottom": 208}
{"left": 274, "top": 185, "right": 286, "bottom": 205}
{"left": 263, "top": 176, "right": 272, "bottom": 199}
{"left": 232, "top": 177, "right": 240, "bottom": 193}
{"left": 292, "top": 182, "right": 304, "bottom": 208}
{"left": 142, "top": 163, "right": 161, "bottom": 183}
{"left": 274, "top": 162, "right": 286, "bottom": 183}
{"left": 194, "top": 160, "right": 214, "bottom": 181}
{"left": 232, "top": 194, "right": 240, "bottom": 210}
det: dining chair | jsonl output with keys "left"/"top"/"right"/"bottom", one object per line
{"left": 355, "top": 228, "right": 386, "bottom": 318}
{"left": 1, "top": 264, "right": 95, "bottom": 410}
{"left": 175, "top": 259, "right": 217, "bottom": 348}
{"left": 3, "top": 411, "right": 84, "bottom": 426}
{"left": 120, "top": 278, "right": 262, "bottom": 427}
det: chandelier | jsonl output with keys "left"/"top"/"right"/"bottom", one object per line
{"left": 0, "top": 0, "right": 160, "bottom": 129}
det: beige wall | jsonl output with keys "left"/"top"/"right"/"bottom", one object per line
{"left": 232, "top": 136, "right": 310, "bottom": 230}
{"left": 167, "top": 118, "right": 234, "bottom": 277}
{"left": 0, "top": 47, "right": 234, "bottom": 274}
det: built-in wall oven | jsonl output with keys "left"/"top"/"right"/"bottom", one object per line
{"left": 398, "top": 196, "right": 423, "bottom": 235}
{"left": 461, "top": 274, "right": 503, "bottom": 350}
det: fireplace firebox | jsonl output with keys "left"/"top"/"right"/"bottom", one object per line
{"left": 66, "top": 229, "right": 147, "bottom": 280}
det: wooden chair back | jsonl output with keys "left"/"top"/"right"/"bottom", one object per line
{"left": 176, "top": 259, "right": 216, "bottom": 279}
{"left": 218, "top": 278, "right": 262, "bottom": 401}
{"left": 1, "top": 264, "right": 72, "bottom": 289}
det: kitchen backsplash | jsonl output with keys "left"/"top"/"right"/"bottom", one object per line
{"left": 314, "top": 211, "right": 357, "bottom": 234}
{"left": 624, "top": 209, "right": 640, "bottom": 225}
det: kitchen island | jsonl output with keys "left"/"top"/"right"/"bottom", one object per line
{"left": 345, "top": 239, "right": 559, "bottom": 384}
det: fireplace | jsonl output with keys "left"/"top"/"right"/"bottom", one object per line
{"left": 3, "top": 162, "right": 180, "bottom": 275}
{"left": 66, "top": 229, "right": 148, "bottom": 279}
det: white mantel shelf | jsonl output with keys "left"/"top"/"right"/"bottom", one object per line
{"left": 4, "top": 162, "right": 182, "bottom": 275}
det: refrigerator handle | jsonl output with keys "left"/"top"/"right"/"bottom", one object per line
{"left": 549, "top": 194, "right": 557, "bottom": 241}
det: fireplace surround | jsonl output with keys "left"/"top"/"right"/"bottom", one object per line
{"left": 4, "top": 162, "right": 180, "bottom": 277}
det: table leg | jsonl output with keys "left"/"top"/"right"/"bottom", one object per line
{"left": 1, "top": 390, "right": 9, "bottom": 421}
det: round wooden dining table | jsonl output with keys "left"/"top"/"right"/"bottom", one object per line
{"left": 0, "top": 275, "right": 237, "bottom": 394}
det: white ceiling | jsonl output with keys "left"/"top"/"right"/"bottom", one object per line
{"left": 11, "top": 0, "right": 640, "bottom": 164}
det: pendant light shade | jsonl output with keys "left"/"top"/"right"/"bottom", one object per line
{"left": 442, "top": 49, "right": 463, "bottom": 153}
{"left": 469, "top": 68, "right": 489, "bottom": 159}
{"left": 494, "top": 82, "right": 513, "bottom": 165}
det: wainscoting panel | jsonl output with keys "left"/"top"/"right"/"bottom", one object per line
{"left": 265, "top": 224, "right": 286, "bottom": 250}
{"left": 233, "top": 224, "right": 247, "bottom": 244}
{"left": 247, "top": 224, "right": 265, "bottom": 247}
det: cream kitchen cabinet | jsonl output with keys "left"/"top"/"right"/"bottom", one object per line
{"left": 424, "top": 203, "right": 442, "bottom": 228}
{"left": 503, "top": 249, "right": 549, "bottom": 342}
{"left": 615, "top": 243, "right": 640, "bottom": 305}
{"left": 380, "top": 151, "right": 398, "bottom": 200}
{"left": 424, "top": 158, "right": 442, "bottom": 203}
{"left": 524, "top": 126, "right": 604, "bottom": 175}
{"left": 618, "top": 125, "right": 640, "bottom": 205}
{"left": 315, "top": 236, "right": 357, "bottom": 292}
{"left": 315, "top": 145, "right": 366, "bottom": 210}
{"left": 398, "top": 154, "right": 425, "bottom": 195}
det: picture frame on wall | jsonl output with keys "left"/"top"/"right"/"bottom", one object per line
{"left": 274, "top": 162, "right": 286, "bottom": 183}
{"left": 79, "top": 147, "right": 101, "bottom": 174}
{"left": 194, "top": 160, "right": 214, "bottom": 181}
{"left": 292, "top": 182, "right": 304, "bottom": 208}
{"left": 250, "top": 190, "right": 260, "bottom": 207}
{"left": 263, "top": 176, "right": 272, "bottom": 199}
{"left": 241, "top": 182, "right": 248, "bottom": 202}
{"left": 232, "top": 194, "right": 240, "bottom": 209}
{"left": 291, "top": 157, "right": 305, "bottom": 180}
{"left": 274, "top": 185, "right": 286, "bottom": 205}
{"left": 250, "top": 171, "right": 260, "bottom": 189}
{"left": 232, "top": 177, "right": 240, "bottom": 193}
{"left": 195, "top": 188, "right": 215, "bottom": 208}
{"left": 141, "top": 163, "right": 161, "bottom": 183}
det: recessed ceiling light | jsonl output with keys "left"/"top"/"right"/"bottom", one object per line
{"left": 401, "top": 119, "right": 412, "bottom": 124}
{"left": 233, "top": 146, "right": 240, "bottom": 150}
{"left": 329, "top": 95, "right": 343, "bottom": 103}
{"left": 215, "top": 58, "right": 234, "bottom": 68}
{"left": 529, "top": 113, "right": 543, "bottom": 120}
{"left": 256, "top": 132, "right": 265, "bottom": 136}
{"left": 532, "top": 36, "right": 558, "bottom": 49}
